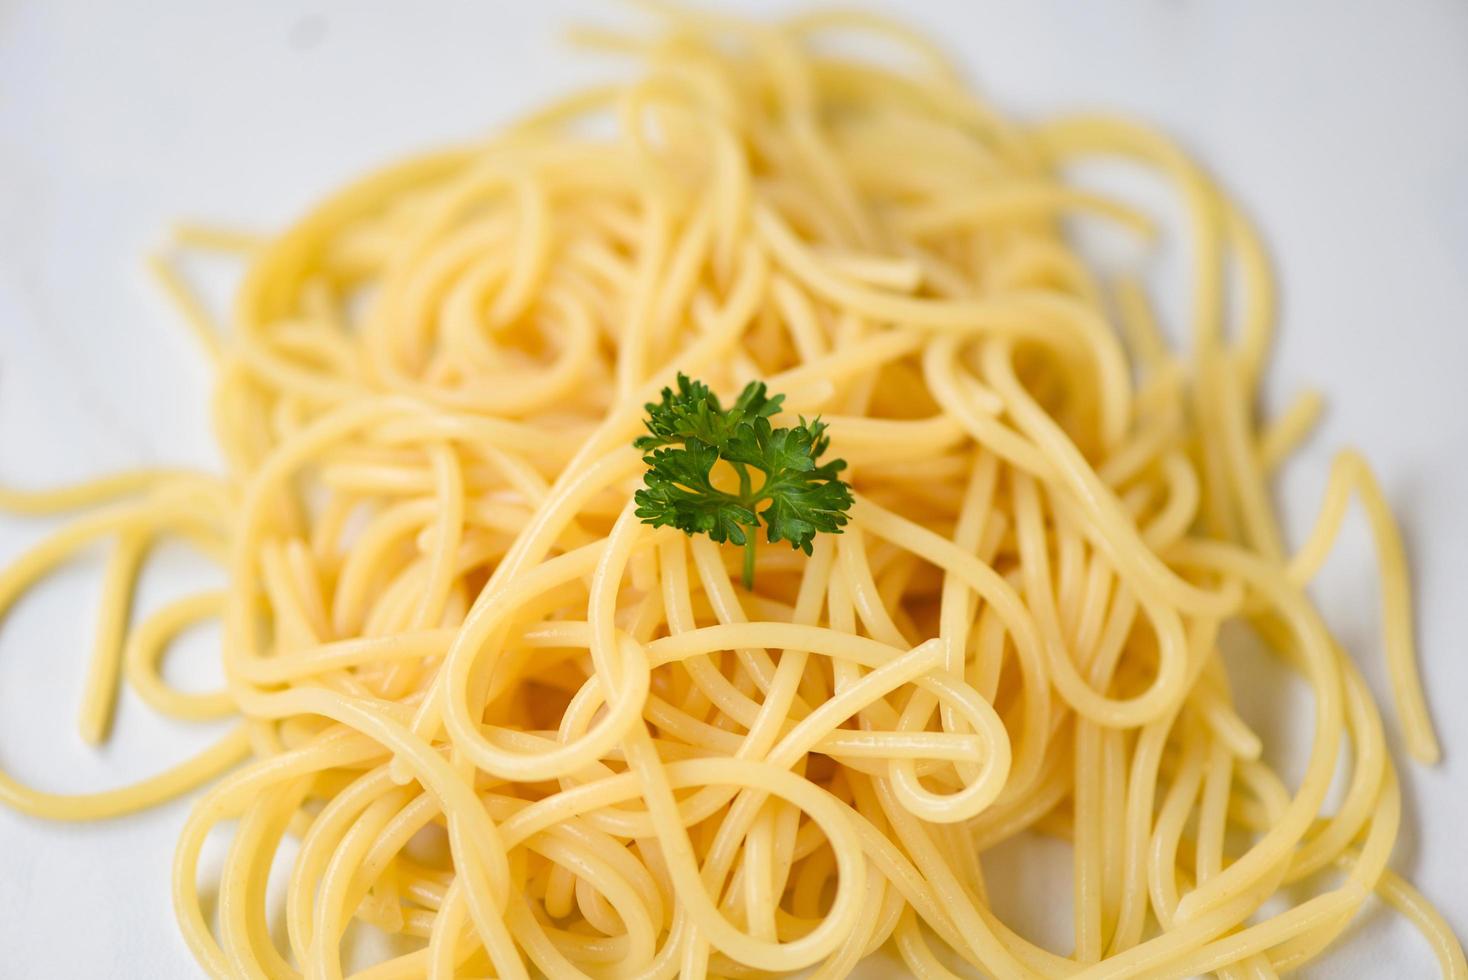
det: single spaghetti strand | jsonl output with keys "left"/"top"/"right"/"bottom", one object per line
{"left": 77, "top": 530, "right": 149, "bottom": 744}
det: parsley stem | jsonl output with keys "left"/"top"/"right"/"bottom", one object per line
{"left": 742, "top": 535, "right": 757, "bottom": 591}
{"left": 733, "top": 461, "right": 752, "bottom": 499}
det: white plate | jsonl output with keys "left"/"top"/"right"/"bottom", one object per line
{"left": 1, "top": 1, "right": 1465, "bottom": 976}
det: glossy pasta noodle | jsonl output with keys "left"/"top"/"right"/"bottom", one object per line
{"left": 0, "top": 4, "right": 1462, "bottom": 978}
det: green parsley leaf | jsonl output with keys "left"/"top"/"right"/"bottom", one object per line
{"left": 633, "top": 374, "right": 783, "bottom": 452}
{"left": 634, "top": 374, "right": 853, "bottom": 589}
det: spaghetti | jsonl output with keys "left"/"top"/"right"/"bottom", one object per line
{"left": 0, "top": 4, "right": 1461, "bottom": 978}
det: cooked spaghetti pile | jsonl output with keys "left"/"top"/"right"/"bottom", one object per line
{"left": 0, "top": 5, "right": 1460, "bottom": 979}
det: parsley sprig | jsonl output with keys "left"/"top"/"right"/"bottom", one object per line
{"left": 634, "top": 374, "right": 853, "bottom": 589}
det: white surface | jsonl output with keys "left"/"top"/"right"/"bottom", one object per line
{"left": 1, "top": 1, "right": 1466, "bottom": 977}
